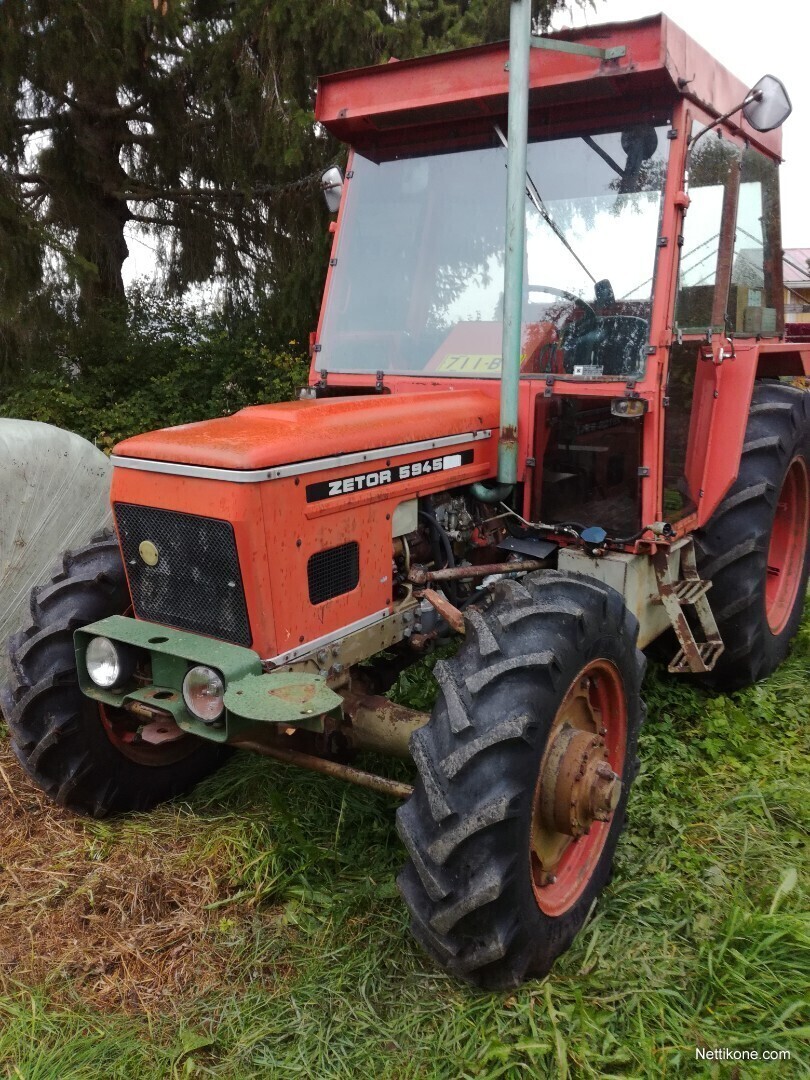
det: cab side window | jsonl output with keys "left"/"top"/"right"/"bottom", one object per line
{"left": 729, "top": 148, "right": 783, "bottom": 336}
{"left": 674, "top": 132, "right": 741, "bottom": 333}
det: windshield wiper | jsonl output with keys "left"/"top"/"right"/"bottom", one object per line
{"left": 495, "top": 123, "right": 596, "bottom": 285}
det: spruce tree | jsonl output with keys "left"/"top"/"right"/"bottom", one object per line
{"left": 0, "top": 0, "right": 576, "bottom": 363}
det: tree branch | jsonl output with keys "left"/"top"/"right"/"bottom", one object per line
{"left": 120, "top": 187, "right": 250, "bottom": 202}
{"left": 16, "top": 115, "right": 64, "bottom": 133}
{"left": 129, "top": 212, "right": 176, "bottom": 226}
{"left": 57, "top": 91, "right": 148, "bottom": 119}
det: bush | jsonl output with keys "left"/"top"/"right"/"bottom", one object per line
{"left": 0, "top": 289, "right": 310, "bottom": 447}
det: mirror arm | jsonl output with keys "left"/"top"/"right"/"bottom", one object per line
{"left": 687, "top": 89, "right": 761, "bottom": 152}
{"left": 691, "top": 88, "right": 760, "bottom": 149}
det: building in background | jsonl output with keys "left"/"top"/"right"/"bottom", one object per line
{"left": 784, "top": 247, "right": 810, "bottom": 325}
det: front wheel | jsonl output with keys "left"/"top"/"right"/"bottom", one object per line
{"left": 396, "top": 570, "right": 644, "bottom": 989}
{"left": 1, "top": 530, "right": 228, "bottom": 817}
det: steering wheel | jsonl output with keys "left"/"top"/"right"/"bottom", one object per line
{"left": 526, "top": 285, "right": 600, "bottom": 375}
{"left": 526, "top": 285, "right": 598, "bottom": 333}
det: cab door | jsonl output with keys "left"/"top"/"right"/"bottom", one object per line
{"left": 662, "top": 128, "right": 742, "bottom": 526}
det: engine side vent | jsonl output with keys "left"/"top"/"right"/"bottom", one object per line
{"left": 307, "top": 542, "right": 360, "bottom": 605}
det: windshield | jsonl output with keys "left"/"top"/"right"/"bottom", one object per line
{"left": 319, "top": 124, "right": 669, "bottom": 380}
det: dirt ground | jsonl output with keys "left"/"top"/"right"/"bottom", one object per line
{"left": 0, "top": 737, "right": 279, "bottom": 1014}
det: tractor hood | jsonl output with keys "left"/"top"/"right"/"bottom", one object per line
{"left": 113, "top": 390, "right": 498, "bottom": 471}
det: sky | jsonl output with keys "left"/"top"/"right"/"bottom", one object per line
{"left": 548, "top": 0, "right": 808, "bottom": 248}
{"left": 125, "top": 0, "right": 809, "bottom": 284}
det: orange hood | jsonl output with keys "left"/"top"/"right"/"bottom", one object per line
{"left": 114, "top": 390, "right": 498, "bottom": 471}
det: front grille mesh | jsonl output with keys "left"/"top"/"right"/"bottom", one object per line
{"left": 114, "top": 503, "right": 251, "bottom": 647}
{"left": 308, "top": 542, "right": 360, "bottom": 605}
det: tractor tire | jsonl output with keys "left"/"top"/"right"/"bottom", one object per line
{"left": 694, "top": 381, "right": 810, "bottom": 691}
{"left": 1, "top": 530, "right": 229, "bottom": 817}
{"left": 396, "top": 570, "right": 644, "bottom": 989}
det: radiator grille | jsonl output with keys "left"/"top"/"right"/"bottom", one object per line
{"left": 307, "top": 542, "right": 360, "bottom": 605}
{"left": 114, "top": 503, "right": 251, "bottom": 647}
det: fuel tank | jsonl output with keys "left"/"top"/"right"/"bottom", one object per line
{"left": 110, "top": 391, "right": 498, "bottom": 661}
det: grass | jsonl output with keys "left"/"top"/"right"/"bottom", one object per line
{"left": 1, "top": 606, "right": 808, "bottom": 1079}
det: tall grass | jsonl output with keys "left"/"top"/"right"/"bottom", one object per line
{"left": 1, "top": 605, "right": 808, "bottom": 1078}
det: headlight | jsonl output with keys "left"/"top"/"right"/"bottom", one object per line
{"left": 182, "top": 665, "right": 225, "bottom": 722}
{"left": 86, "top": 636, "right": 136, "bottom": 689}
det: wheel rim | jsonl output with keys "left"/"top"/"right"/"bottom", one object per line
{"left": 765, "top": 456, "right": 809, "bottom": 636}
{"left": 89, "top": 607, "right": 199, "bottom": 766}
{"left": 97, "top": 701, "right": 199, "bottom": 766}
{"left": 530, "top": 659, "right": 627, "bottom": 917}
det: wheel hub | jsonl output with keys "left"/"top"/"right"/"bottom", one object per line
{"left": 530, "top": 660, "right": 627, "bottom": 914}
{"left": 538, "top": 724, "right": 622, "bottom": 838}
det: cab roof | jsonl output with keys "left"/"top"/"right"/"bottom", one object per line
{"left": 315, "top": 13, "right": 782, "bottom": 159}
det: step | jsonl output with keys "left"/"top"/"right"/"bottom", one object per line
{"left": 654, "top": 539, "right": 725, "bottom": 674}
{"left": 668, "top": 639, "right": 725, "bottom": 675}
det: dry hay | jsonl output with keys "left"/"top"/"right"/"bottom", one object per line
{"left": 0, "top": 736, "right": 282, "bottom": 1014}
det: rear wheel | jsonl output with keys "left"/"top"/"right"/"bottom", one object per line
{"left": 396, "top": 571, "right": 644, "bottom": 988}
{"left": 2, "top": 530, "right": 228, "bottom": 817}
{"left": 694, "top": 382, "right": 810, "bottom": 690}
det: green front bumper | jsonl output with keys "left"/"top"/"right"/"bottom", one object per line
{"left": 74, "top": 616, "right": 342, "bottom": 743}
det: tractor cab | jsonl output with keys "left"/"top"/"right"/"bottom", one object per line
{"left": 314, "top": 13, "right": 793, "bottom": 539}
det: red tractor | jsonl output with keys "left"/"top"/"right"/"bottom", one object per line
{"left": 2, "top": 8, "right": 807, "bottom": 988}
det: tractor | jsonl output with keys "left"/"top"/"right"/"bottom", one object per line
{"left": 2, "top": 7, "right": 807, "bottom": 990}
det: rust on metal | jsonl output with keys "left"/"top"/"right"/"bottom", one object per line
{"left": 408, "top": 557, "right": 541, "bottom": 585}
{"left": 139, "top": 716, "right": 186, "bottom": 745}
{"left": 652, "top": 539, "right": 724, "bottom": 673}
{"left": 267, "top": 682, "right": 318, "bottom": 704}
{"left": 123, "top": 699, "right": 174, "bottom": 724}
{"left": 499, "top": 424, "right": 519, "bottom": 450}
{"left": 540, "top": 726, "right": 620, "bottom": 837}
{"left": 536, "top": 678, "right": 621, "bottom": 841}
{"left": 421, "top": 587, "right": 465, "bottom": 633}
{"left": 230, "top": 737, "right": 414, "bottom": 799}
{"left": 530, "top": 659, "right": 628, "bottom": 918}
{"left": 339, "top": 689, "right": 429, "bottom": 757}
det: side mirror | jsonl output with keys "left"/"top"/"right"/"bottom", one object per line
{"left": 743, "top": 75, "right": 792, "bottom": 133}
{"left": 321, "top": 166, "right": 344, "bottom": 213}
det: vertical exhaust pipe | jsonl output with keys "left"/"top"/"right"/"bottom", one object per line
{"left": 471, "top": 0, "right": 532, "bottom": 503}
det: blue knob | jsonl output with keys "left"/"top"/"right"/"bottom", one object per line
{"left": 581, "top": 526, "right": 607, "bottom": 547}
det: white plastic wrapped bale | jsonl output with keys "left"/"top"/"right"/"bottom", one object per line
{"left": 0, "top": 421, "right": 112, "bottom": 699}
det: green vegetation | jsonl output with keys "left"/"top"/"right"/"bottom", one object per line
{"left": 0, "top": 291, "right": 309, "bottom": 447}
{"left": 1, "top": 605, "right": 807, "bottom": 1078}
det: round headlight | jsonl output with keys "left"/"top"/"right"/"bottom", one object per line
{"left": 86, "top": 636, "right": 134, "bottom": 689}
{"left": 182, "top": 665, "right": 225, "bottom": 723}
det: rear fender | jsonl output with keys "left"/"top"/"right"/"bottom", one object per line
{"left": 694, "top": 343, "right": 809, "bottom": 526}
